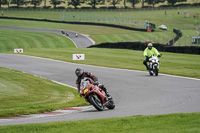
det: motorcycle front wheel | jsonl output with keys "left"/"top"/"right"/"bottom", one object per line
{"left": 88, "top": 94, "right": 104, "bottom": 111}
{"left": 149, "top": 70, "right": 153, "bottom": 76}
{"left": 154, "top": 66, "right": 158, "bottom": 76}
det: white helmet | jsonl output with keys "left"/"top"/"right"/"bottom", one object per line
{"left": 147, "top": 43, "right": 153, "bottom": 47}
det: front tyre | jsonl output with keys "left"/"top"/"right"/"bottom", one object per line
{"left": 155, "top": 66, "right": 158, "bottom": 76}
{"left": 149, "top": 70, "right": 153, "bottom": 76}
{"left": 88, "top": 94, "right": 104, "bottom": 111}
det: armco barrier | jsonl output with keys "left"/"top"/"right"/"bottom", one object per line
{"left": 88, "top": 42, "right": 200, "bottom": 55}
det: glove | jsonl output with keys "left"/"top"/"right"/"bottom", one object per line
{"left": 145, "top": 56, "right": 149, "bottom": 60}
{"left": 158, "top": 54, "right": 162, "bottom": 57}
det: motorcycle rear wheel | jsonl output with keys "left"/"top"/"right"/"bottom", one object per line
{"left": 88, "top": 94, "right": 104, "bottom": 111}
{"left": 106, "top": 98, "right": 115, "bottom": 109}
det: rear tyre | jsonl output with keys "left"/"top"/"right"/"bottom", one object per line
{"left": 88, "top": 94, "right": 104, "bottom": 111}
{"left": 106, "top": 98, "right": 115, "bottom": 109}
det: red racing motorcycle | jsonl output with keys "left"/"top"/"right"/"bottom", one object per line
{"left": 79, "top": 77, "right": 115, "bottom": 111}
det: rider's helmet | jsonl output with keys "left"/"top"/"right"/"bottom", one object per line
{"left": 147, "top": 43, "right": 153, "bottom": 50}
{"left": 75, "top": 68, "right": 84, "bottom": 77}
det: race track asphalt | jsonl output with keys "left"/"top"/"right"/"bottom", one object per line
{"left": 0, "top": 54, "right": 200, "bottom": 126}
{"left": 0, "top": 26, "right": 200, "bottom": 126}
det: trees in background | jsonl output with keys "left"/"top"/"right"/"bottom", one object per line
{"left": 109, "top": 0, "right": 121, "bottom": 8}
{"left": 127, "top": 0, "right": 139, "bottom": 8}
{"left": 68, "top": 0, "right": 85, "bottom": 8}
{"left": 147, "top": 0, "right": 165, "bottom": 7}
{"left": 10, "top": 0, "right": 28, "bottom": 7}
{"left": 167, "top": 0, "right": 187, "bottom": 6}
{"left": 0, "top": 0, "right": 11, "bottom": 8}
{"left": 1, "top": 0, "right": 199, "bottom": 8}
{"left": 50, "top": 0, "right": 65, "bottom": 8}
{"left": 87, "top": 0, "right": 105, "bottom": 8}
{"left": 31, "top": 0, "right": 42, "bottom": 7}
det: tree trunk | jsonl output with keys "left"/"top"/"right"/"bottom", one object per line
{"left": 124, "top": 0, "right": 126, "bottom": 8}
{"left": 44, "top": 0, "right": 46, "bottom": 7}
{"left": 93, "top": 0, "right": 96, "bottom": 8}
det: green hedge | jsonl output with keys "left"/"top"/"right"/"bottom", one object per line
{"left": 89, "top": 42, "right": 200, "bottom": 55}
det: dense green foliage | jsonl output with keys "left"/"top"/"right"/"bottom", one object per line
{"left": 0, "top": 0, "right": 199, "bottom": 8}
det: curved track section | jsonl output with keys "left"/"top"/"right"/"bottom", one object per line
{"left": 0, "top": 25, "right": 94, "bottom": 48}
{"left": 0, "top": 54, "right": 200, "bottom": 125}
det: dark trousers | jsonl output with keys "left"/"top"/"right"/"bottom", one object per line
{"left": 143, "top": 58, "right": 149, "bottom": 68}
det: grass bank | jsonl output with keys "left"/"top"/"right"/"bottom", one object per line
{"left": 0, "top": 67, "right": 86, "bottom": 117}
{"left": 0, "top": 19, "right": 176, "bottom": 45}
{"left": 1, "top": 112, "right": 200, "bottom": 132}
{"left": 1, "top": 7, "right": 200, "bottom": 46}
{"left": 0, "top": 28, "right": 75, "bottom": 52}
{"left": 1, "top": 7, "right": 199, "bottom": 30}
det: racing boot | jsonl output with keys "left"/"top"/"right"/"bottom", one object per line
{"left": 99, "top": 84, "right": 111, "bottom": 100}
{"left": 106, "top": 91, "right": 112, "bottom": 100}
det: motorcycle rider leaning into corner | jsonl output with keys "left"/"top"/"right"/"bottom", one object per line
{"left": 75, "top": 67, "right": 111, "bottom": 99}
{"left": 143, "top": 43, "right": 161, "bottom": 70}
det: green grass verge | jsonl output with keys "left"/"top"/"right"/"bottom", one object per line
{"left": 0, "top": 67, "right": 87, "bottom": 117}
{"left": 0, "top": 112, "right": 200, "bottom": 132}
{"left": 0, "top": 28, "right": 75, "bottom": 52}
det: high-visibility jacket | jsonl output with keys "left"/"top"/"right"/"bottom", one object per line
{"left": 143, "top": 47, "right": 160, "bottom": 57}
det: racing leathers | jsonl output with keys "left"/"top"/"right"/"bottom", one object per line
{"left": 76, "top": 72, "right": 110, "bottom": 98}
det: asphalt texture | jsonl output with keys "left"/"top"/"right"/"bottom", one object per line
{"left": 0, "top": 54, "right": 200, "bottom": 126}
{"left": 0, "top": 26, "right": 200, "bottom": 126}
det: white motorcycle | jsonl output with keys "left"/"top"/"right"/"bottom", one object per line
{"left": 148, "top": 55, "right": 161, "bottom": 76}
